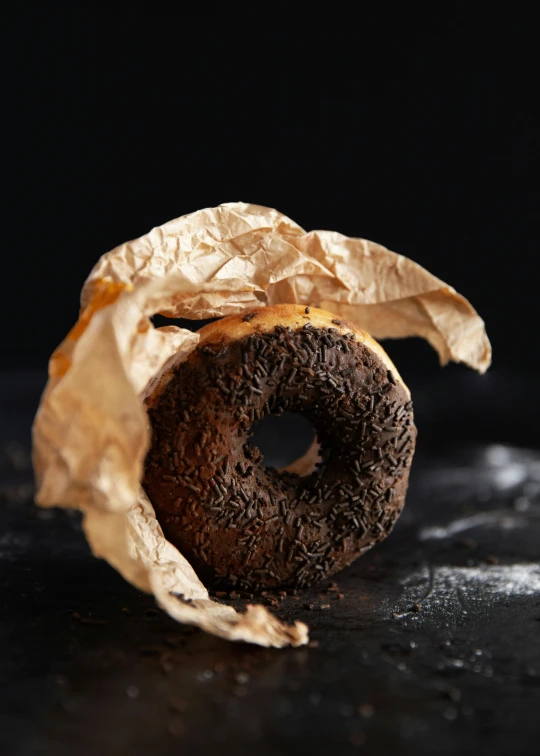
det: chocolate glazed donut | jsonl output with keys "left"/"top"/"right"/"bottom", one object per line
{"left": 143, "top": 305, "right": 416, "bottom": 592}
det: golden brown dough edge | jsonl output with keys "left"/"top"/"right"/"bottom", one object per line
{"left": 144, "top": 304, "right": 410, "bottom": 408}
{"left": 196, "top": 304, "right": 409, "bottom": 397}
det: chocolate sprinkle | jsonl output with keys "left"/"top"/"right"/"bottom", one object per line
{"left": 143, "top": 323, "right": 416, "bottom": 591}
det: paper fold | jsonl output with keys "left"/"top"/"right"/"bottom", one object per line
{"left": 33, "top": 202, "right": 490, "bottom": 648}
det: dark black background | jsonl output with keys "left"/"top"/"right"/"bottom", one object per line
{"left": 2, "top": 11, "right": 540, "bottom": 756}
{"left": 4, "top": 8, "right": 538, "bottom": 380}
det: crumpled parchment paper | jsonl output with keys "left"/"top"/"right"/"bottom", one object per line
{"left": 32, "top": 202, "right": 491, "bottom": 648}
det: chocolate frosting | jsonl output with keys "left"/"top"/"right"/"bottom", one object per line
{"left": 143, "top": 324, "right": 416, "bottom": 591}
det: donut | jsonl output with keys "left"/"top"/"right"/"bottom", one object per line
{"left": 143, "top": 305, "right": 416, "bottom": 592}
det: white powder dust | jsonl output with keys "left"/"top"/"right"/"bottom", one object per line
{"left": 398, "top": 563, "right": 540, "bottom": 616}
{"left": 420, "top": 444, "right": 540, "bottom": 493}
{"left": 433, "top": 563, "right": 540, "bottom": 597}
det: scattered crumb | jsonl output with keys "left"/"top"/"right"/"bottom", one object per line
{"left": 168, "top": 696, "right": 187, "bottom": 712}
{"left": 349, "top": 731, "right": 366, "bottom": 746}
{"left": 168, "top": 718, "right": 186, "bottom": 738}
{"left": 305, "top": 602, "right": 330, "bottom": 611}
{"left": 326, "top": 582, "right": 340, "bottom": 593}
{"left": 358, "top": 702, "right": 375, "bottom": 718}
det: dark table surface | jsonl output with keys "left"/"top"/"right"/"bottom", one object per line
{"left": 1, "top": 368, "right": 539, "bottom": 756}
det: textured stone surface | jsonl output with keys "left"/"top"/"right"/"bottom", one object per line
{"left": 1, "top": 369, "right": 539, "bottom": 756}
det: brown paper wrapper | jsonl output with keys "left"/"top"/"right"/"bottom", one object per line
{"left": 33, "top": 202, "right": 490, "bottom": 648}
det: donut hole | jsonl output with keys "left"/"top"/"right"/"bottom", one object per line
{"left": 248, "top": 411, "right": 317, "bottom": 474}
